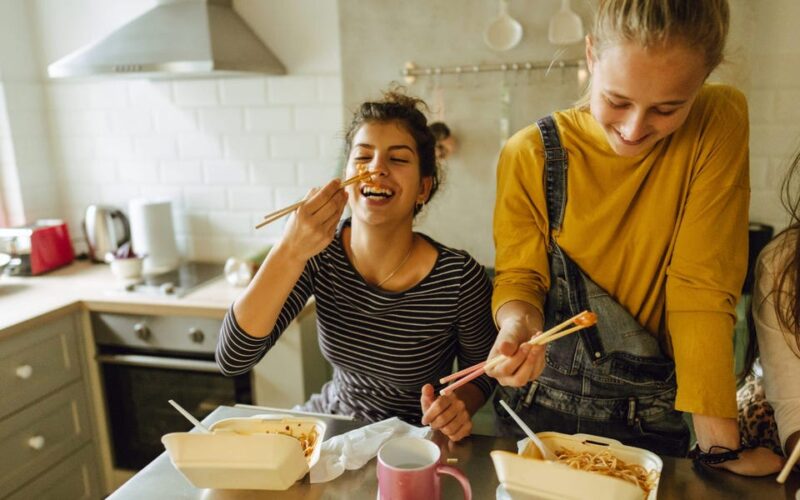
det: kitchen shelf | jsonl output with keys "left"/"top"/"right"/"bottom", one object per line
{"left": 402, "top": 58, "right": 585, "bottom": 84}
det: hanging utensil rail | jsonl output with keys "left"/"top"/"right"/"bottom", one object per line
{"left": 402, "top": 59, "right": 584, "bottom": 84}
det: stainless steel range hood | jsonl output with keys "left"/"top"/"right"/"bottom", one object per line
{"left": 47, "top": 0, "right": 286, "bottom": 79}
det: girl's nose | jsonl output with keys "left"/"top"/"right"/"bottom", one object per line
{"left": 619, "top": 111, "right": 647, "bottom": 142}
{"left": 368, "top": 155, "right": 390, "bottom": 177}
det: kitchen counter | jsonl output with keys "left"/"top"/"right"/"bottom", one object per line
{"left": 109, "top": 406, "right": 799, "bottom": 500}
{"left": 0, "top": 260, "right": 242, "bottom": 338}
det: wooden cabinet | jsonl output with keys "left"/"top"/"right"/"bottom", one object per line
{"left": 0, "top": 314, "right": 101, "bottom": 499}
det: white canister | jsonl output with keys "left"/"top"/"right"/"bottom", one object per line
{"left": 129, "top": 199, "right": 180, "bottom": 274}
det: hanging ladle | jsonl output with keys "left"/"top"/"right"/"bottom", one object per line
{"left": 484, "top": 0, "right": 523, "bottom": 51}
{"left": 548, "top": 0, "right": 584, "bottom": 45}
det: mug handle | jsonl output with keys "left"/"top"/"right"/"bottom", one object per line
{"left": 436, "top": 465, "right": 472, "bottom": 500}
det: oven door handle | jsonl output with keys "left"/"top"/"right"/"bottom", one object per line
{"left": 96, "top": 354, "right": 221, "bottom": 373}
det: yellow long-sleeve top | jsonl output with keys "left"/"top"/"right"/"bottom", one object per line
{"left": 493, "top": 84, "right": 749, "bottom": 418}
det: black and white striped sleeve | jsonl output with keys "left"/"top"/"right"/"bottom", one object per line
{"left": 216, "top": 259, "right": 316, "bottom": 376}
{"left": 455, "top": 255, "right": 498, "bottom": 399}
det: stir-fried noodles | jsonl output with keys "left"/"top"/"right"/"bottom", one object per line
{"left": 554, "top": 447, "right": 658, "bottom": 496}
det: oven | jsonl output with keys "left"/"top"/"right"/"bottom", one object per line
{"left": 91, "top": 312, "right": 252, "bottom": 473}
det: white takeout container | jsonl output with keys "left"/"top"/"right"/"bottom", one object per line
{"left": 491, "top": 432, "right": 662, "bottom": 500}
{"left": 161, "top": 414, "right": 327, "bottom": 490}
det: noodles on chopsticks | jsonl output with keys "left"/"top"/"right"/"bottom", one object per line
{"left": 553, "top": 448, "right": 658, "bottom": 497}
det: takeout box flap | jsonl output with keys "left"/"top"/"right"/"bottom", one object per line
{"left": 492, "top": 431, "right": 663, "bottom": 500}
{"left": 161, "top": 415, "right": 326, "bottom": 490}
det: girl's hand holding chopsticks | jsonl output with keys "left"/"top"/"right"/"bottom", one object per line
{"left": 277, "top": 179, "right": 349, "bottom": 263}
{"left": 439, "top": 310, "right": 597, "bottom": 396}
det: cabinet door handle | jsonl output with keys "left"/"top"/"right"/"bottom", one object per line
{"left": 16, "top": 364, "right": 33, "bottom": 379}
{"left": 28, "top": 435, "right": 46, "bottom": 450}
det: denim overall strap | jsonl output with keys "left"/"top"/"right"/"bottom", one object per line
{"left": 538, "top": 115, "right": 568, "bottom": 234}
{"left": 535, "top": 115, "right": 604, "bottom": 357}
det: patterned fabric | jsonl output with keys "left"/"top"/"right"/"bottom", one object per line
{"left": 737, "top": 372, "right": 782, "bottom": 455}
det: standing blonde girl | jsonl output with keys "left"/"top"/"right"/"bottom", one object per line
{"left": 487, "top": 0, "right": 782, "bottom": 474}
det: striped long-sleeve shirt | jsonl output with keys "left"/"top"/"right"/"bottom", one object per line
{"left": 216, "top": 219, "right": 497, "bottom": 425}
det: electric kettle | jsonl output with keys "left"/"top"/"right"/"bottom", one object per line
{"left": 83, "top": 205, "right": 131, "bottom": 263}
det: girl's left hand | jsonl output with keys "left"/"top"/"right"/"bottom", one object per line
{"left": 420, "top": 383, "right": 472, "bottom": 442}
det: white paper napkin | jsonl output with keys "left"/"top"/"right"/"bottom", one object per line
{"left": 309, "top": 417, "right": 431, "bottom": 483}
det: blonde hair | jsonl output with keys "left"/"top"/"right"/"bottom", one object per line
{"left": 575, "top": 0, "right": 730, "bottom": 107}
{"left": 591, "top": 0, "right": 729, "bottom": 71}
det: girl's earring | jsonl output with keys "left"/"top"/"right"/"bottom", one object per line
{"left": 415, "top": 200, "right": 425, "bottom": 213}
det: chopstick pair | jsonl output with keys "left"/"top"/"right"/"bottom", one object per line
{"left": 438, "top": 310, "right": 597, "bottom": 396}
{"left": 255, "top": 169, "right": 373, "bottom": 229}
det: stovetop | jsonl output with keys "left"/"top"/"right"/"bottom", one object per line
{"left": 122, "top": 261, "right": 224, "bottom": 297}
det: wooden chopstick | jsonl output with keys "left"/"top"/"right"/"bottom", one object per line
{"left": 439, "top": 310, "right": 596, "bottom": 396}
{"left": 777, "top": 438, "right": 800, "bottom": 483}
{"left": 254, "top": 170, "right": 373, "bottom": 229}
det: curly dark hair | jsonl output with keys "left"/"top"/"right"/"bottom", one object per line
{"left": 344, "top": 89, "right": 440, "bottom": 216}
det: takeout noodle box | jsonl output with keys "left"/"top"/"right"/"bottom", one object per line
{"left": 161, "top": 415, "right": 326, "bottom": 490}
{"left": 491, "top": 432, "right": 663, "bottom": 500}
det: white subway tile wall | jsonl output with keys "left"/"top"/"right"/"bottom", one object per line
{"left": 747, "top": 0, "right": 800, "bottom": 232}
{"left": 48, "top": 76, "right": 344, "bottom": 261}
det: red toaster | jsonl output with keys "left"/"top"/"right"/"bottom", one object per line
{"left": 0, "top": 220, "right": 75, "bottom": 275}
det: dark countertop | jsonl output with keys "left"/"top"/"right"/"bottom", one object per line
{"left": 109, "top": 406, "right": 799, "bottom": 499}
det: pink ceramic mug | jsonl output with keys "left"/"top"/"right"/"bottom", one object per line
{"left": 377, "top": 436, "right": 472, "bottom": 500}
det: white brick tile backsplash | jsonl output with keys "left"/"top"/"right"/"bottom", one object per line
{"left": 64, "top": 160, "right": 116, "bottom": 184}
{"left": 775, "top": 90, "right": 800, "bottom": 123}
{"left": 161, "top": 161, "right": 203, "bottom": 184}
{"left": 155, "top": 108, "right": 197, "bottom": 133}
{"left": 174, "top": 211, "right": 209, "bottom": 236}
{"left": 96, "top": 135, "right": 134, "bottom": 160}
{"left": 298, "top": 161, "right": 337, "bottom": 185}
{"left": 184, "top": 186, "right": 227, "bottom": 210}
{"left": 134, "top": 136, "right": 178, "bottom": 160}
{"left": 129, "top": 80, "right": 173, "bottom": 108}
{"left": 268, "top": 77, "right": 317, "bottom": 104}
{"left": 110, "top": 108, "right": 154, "bottom": 134}
{"left": 118, "top": 161, "right": 160, "bottom": 183}
{"left": 8, "top": 110, "right": 46, "bottom": 136}
{"left": 89, "top": 82, "right": 130, "bottom": 109}
{"left": 185, "top": 235, "right": 232, "bottom": 262}
{"left": 137, "top": 186, "right": 185, "bottom": 208}
{"left": 746, "top": 89, "right": 775, "bottom": 125}
{"left": 749, "top": 125, "right": 800, "bottom": 157}
{"left": 275, "top": 186, "right": 311, "bottom": 207}
{"left": 220, "top": 78, "right": 267, "bottom": 105}
{"left": 52, "top": 110, "right": 109, "bottom": 136}
{"left": 178, "top": 134, "right": 223, "bottom": 159}
{"left": 319, "top": 133, "right": 344, "bottom": 163}
{"left": 246, "top": 214, "right": 284, "bottom": 241}
{"left": 246, "top": 107, "right": 292, "bottom": 132}
{"left": 750, "top": 156, "right": 769, "bottom": 189}
{"left": 99, "top": 184, "right": 142, "bottom": 206}
{"left": 294, "top": 105, "right": 344, "bottom": 131}
{"left": 199, "top": 108, "right": 244, "bottom": 133}
{"left": 227, "top": 187, "right": 273, "bottom": 211}
{"left": 750, "top": 55, "right": 800, "bottom": 89}
{"left": 3, "top": 83, "right": 44, "bottom": 112}
{"left": 55, "top": 135, "right": 95, "bottom": 161}
{"left": 270, "top": 134, "right": 318, "bottom": 159}
{"left": 47, "top": 84, "right": 92, "bottom": 110}
{"left": 203, "top": 160, "right": 249, "bottom": 184}
{"left": 224, "top": 135, "right": 269, "bottom": 160}
{"left": 174, "top": 80, "right": 219, "bottom": 106}
{"left": 317, "top": 76, "right": 343, "bottom": 104}
{"left": 208, "top": 212, "right": 252, "bottom": 235}
{"left": 251, "top": 161, "right": 296, "bottom": 186}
